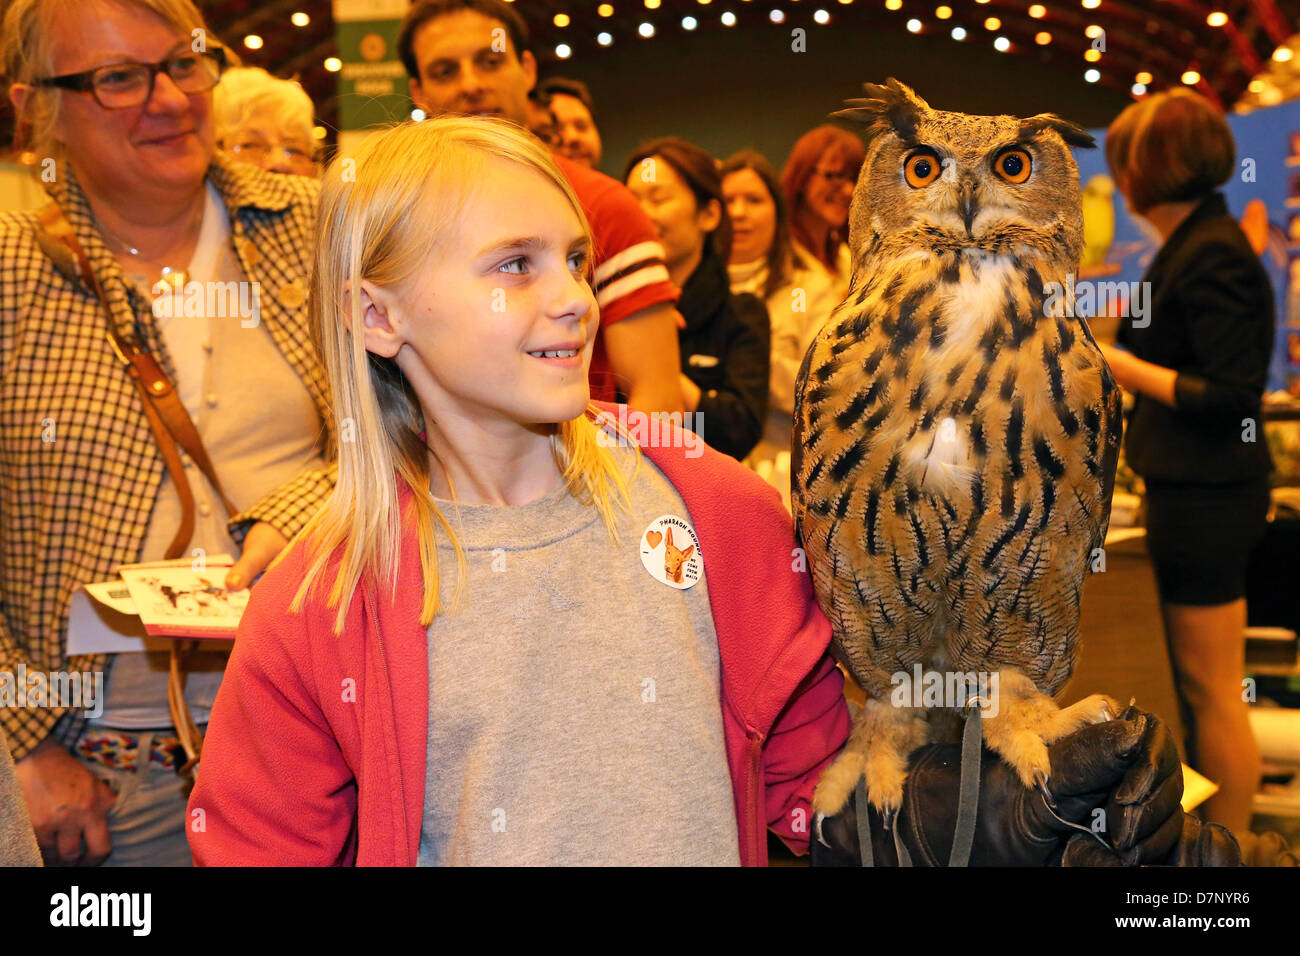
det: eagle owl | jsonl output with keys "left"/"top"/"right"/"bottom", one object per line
{"left": 792, "top": 79, "right": 1123, "bottom": 818}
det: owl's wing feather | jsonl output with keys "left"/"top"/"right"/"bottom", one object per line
{"left": 794, "top": 276, "right": 954, "bottom": 698}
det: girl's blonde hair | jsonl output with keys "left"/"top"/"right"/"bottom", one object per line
{"left": 294, "top": 117, "right": 638, "bottom": 634}
{"left": 2, "top": 0, "right": 212, "bottom": 161}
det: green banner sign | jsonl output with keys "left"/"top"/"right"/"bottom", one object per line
{"left": 333, "top": 0, "right": 411, "bottom": 135}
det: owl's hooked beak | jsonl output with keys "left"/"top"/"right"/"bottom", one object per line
{"left": 959, "top": 181, "right": 979, "bottom": 238}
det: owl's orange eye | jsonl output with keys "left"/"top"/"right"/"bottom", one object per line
{"left": 904, "top": 151, "right": 943, "bottom": 188}
{"left": 994, "top": 148, "right": 1032, "bottom": 184}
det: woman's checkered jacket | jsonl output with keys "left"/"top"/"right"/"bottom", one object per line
{"left": 0, "top": 157, "right": 335, "bottom": 760}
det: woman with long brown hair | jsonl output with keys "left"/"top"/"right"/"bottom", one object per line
{"left": 780, "top": 124, "right": 865, "bottom": 300}
{"left": 722, "top": 149, "right": 837, "bottom": 509}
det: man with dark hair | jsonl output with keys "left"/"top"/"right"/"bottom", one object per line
{"left": 398, "top": 0, "right": 685, "bottom": 414}
{"left": 397, "top": 0, "right": 534, "bottom": 123}
{"left": 397, "top": 0, "right": 530, "bottom": 88}
{"left": 538, "top": 76, "right": 602, "bottom": 169}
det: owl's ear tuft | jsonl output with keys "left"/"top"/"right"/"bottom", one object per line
{"left": 833, "top": 77, "right": 930, "bottom": 144}
{"left": 1019, "top": 114, "right": 1097, "bottom": 149}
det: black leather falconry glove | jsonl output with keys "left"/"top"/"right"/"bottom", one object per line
{"left": 813, "top": 704, "right": 1187, "bottom": 866}
{"left": 1061, "top": 813, "right": 1243, "bottom": 867}
{"left": 1064, "top": 807, "right": 1300, "bottom": 866}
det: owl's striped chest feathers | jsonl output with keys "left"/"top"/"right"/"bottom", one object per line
{"left": 804, "top": 248, "right": 1104, "bottom": 499}
{"left": 794, "top": 243, "right": 1121, "bottom": 696}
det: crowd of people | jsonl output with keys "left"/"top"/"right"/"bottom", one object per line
{"left": 0, "top": 0, "right": 1292, "bottom": 868}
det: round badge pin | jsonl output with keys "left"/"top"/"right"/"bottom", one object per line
{"left": 640, "top": 514, "right": 702, "bottom": 589}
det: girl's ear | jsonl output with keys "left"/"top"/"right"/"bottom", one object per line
{"left": 350, "top": 280, "right": 405, "bottom": 359}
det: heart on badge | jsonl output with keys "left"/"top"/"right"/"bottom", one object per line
{"left": 645, "top": 529, "right": 663, "bottom": 549}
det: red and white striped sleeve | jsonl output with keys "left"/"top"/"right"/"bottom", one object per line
{"left": 556, "top": 156, "right": 680, "bottom": 327}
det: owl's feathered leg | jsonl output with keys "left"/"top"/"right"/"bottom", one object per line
{"left": 979, "top": 668, "right": 1118, "bottom": 789}
{"left": 814, "top": 696, "right": 931, "bottom": 816}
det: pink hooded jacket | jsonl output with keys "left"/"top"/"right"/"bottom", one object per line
{"left": 188, "top": 402, "right": 850, "bottom": 866}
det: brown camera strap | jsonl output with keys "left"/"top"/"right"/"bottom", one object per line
{"left": 38, "top": 200, "right": 239, "bottom": 778}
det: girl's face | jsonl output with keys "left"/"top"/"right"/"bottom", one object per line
{"left": 801, "top": 143, "right": 856, "bottom": 231}
{"left": 365, "top": 157, "right": 597, "bottom": 432}
{"left": 722, "top": 167, "right": 776, "bottom": 265}
{"left": 625, "top": 156, "right": 719, "bottom": 270}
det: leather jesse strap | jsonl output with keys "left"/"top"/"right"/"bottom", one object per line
{"left": 38, "top": 200, "right": 239, "bottom": 777}
{"left": 852, "top": 704, "right": 980, "bottom": 867}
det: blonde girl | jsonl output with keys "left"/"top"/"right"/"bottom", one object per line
{"left": 187, "top": 117, "right": 849, "bottom": 866}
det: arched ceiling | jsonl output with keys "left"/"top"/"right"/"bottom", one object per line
{"left": 195, "top": 0, "right": 1297, "bottom": 114}
{"left": 4, "top": 1, "right": 1297, "bottom": 154}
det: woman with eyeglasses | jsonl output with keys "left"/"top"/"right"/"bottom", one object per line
{"left": 780, "top": 125, "right": 866, "bottom": 302}
{"left": 1, "top": 0, "right": 331, "bottom": 866}
{"left": 214, "top": 66, "right": 319, "bottom": 178}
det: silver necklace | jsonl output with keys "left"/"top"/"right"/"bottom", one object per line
{"left": 96, "top": 205, "right": 203, "bottom": 289}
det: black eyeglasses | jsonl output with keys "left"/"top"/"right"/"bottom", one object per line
{"left": 35, "top": 48, "right": 227, "bottom": 109}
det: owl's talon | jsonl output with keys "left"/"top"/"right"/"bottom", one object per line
{"left": 1035, "top": 774, "right": 1056, "bottom": 809}
{"left": 813, "top": 812, "right": 830, "bottom": 849}
{"left": 881, "top": 806, "right": 899, "bottom": 832}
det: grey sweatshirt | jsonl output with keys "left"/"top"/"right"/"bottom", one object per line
{"left": 418, "top": 443, "right": 741, "bottom": 866}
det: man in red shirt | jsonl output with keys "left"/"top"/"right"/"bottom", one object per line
{"left": 538, "top": 77, "right": 603, "bottom": 169}
{"left": 398, "top": 0, "right": 685, "bottom": 413}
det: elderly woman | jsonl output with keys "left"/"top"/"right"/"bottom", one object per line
{"left": 214, "top": 65, "right": 318, "bottom": 177}
{"left": 1, "top": 0, "right": 331, "bottom": 865}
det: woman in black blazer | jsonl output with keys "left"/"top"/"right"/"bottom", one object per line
{"left": 1100, "top": 89, "right": 1273, "bottom": 841}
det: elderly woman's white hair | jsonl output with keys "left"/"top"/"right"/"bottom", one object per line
{"left": 213, "top": 66, "right": 314, "bottom": 147}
